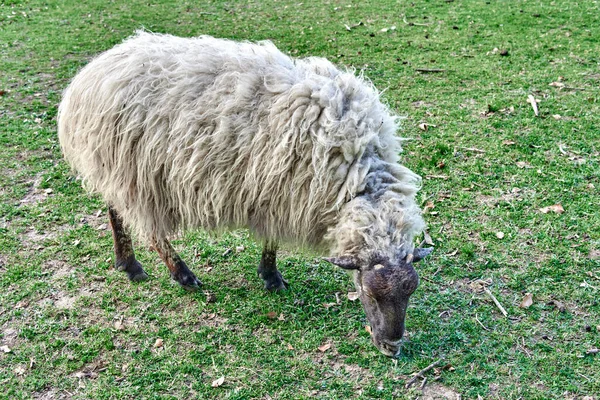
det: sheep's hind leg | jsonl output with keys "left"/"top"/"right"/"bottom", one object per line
{"left": 108, "top": 206, "right": 148, "bottom": 282}
{"left": 153, "top": 237, "right": 201, "bottom": 291}
{"left": 258, "top": 241, "right": 288, "bottom": 291}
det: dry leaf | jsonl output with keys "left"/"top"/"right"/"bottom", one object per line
{"left": 44, "top": 188, "right": 53, "bottom": 194}
{"left": 318, "top": 343, "right": 332, "bottom": 352}
{"left": 549, "top": 81, "right": 565, "bottom": 88}
{"left": 14, "top": 366, "right": 26, "bottom": 375}
{"left": 235, "top": 245, "right": 245, "bottom": 253}
{"left": 423, "top": 201, "right": 435, "bottom": 213}
{"left": 266, "top": 311, "right": 277, "bottom": 319}
{"left": 552, "top": 114, "right": 562, "bottom": 120}
{"left": 114, "top": 320, "right": 124, "bottom": 331}
{"left": 502, "top": 140, "right": 516, "bottom": 145}
{"left": 519, "top": 293, "right": 533, "bottom": 308}
{"left": 424, "top": 230, "right": 434, "bottom": 245}
{"left": 365, "top": 325, "right": 372, "bottom": 335}
{"left": 527, "top": 94, "right": 539, "bottom": 116}
{"left": 286, "top": 343, "right": 294, "bottom": 350}
{"left": 153, "top": 338, "right": 163, "bottom": 348}
{"left": 539, "top": 204, "right": 564, "bottom": 214}
{"left": 277, "top": 313, "right": 285, "bottom": 321}
{"left": 0, "top": 345, "right": 11, "bottom": 353}
{"left": 211, "top": 376, "right": 225, "bottom": 388}
{"left": 347, "top": 292, "right": 360, "bottom": 301}
{"left": 496, "top": 231, "right": 505, "bottom": 239}
{"left": 418, "top": 123, "right": 436, "bottom": 131}
{"left": 548, "top": 300, "right": 566, "bottom": 312}
{"left": 586, "top": 348, "right": 599, "bottom": 355}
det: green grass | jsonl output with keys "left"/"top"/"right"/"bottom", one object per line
{"left": 1, "top": 0, "right": 599, "bottom": 398}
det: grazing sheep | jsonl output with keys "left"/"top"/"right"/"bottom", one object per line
{"left": 58, "top": 31, "right": 432, "bottom": 357}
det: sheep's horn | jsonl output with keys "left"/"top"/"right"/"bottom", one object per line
{"left": 324, "top": 256, "right": 359, "bottom": 270}
{"left": 412, "top": 247, "right": 434, "bottom": 262}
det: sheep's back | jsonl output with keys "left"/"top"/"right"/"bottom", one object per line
{"left": 58, "top": 32, "right": 402, "bottom": 247}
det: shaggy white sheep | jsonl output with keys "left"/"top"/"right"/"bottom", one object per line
{"left": 58, "top": 31, "right": 431, "bottom": 356}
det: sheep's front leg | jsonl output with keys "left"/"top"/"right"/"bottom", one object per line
{"left": 153, "top": 237, "right": 201, "bottom": 291}
{"left": 108, "top": 206, "right": 149, "bottom": 282}
{"left": 258, "top": 241, "right": 288, "bottom": 291}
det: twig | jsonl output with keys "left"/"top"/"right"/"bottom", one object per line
{"left": 416, "top": 68, "right": 446, "bottom": 73}
{"left": 419, "top": 376, "right": 428, "bottom": 390}
{"left": 483, "top": 287, "right": 508, "bottom": 317}
{"left": 474, "top": 314, "right": 490, "bottom": 331}
{"left": 405, "top": 359, "right": 443, "bottom": 389}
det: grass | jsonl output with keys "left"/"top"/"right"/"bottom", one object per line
{"left": 1, "top": 0, "right": 599, "bottom": 398}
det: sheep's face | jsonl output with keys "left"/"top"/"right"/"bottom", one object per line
{"left": 325, "top": 247, "right": 432, "bottom": 357}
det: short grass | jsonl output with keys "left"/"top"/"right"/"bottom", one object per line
{"left": 1, "top": 0, "right": 599, "bottom": 399}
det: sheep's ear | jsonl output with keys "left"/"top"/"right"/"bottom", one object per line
{"left": 324, "top": 256, "right": 359, "bottom": 270}
{"left": 412, "top": 247, "right": 434, "bottom": 263}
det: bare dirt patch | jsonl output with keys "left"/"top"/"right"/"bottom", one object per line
{"left": 19, "top": 175, "right": 49, "bottom": 206}
{"left": 421, "top": 382, "right": 461, "bottom": 399}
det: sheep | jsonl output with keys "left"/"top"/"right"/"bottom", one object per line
{"left": 57, "top": 31, "right": 432, "bottom": 357}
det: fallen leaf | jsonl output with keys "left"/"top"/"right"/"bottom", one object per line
{"left": 235, "top": 245, "right": 245, "bottom": 253}
{"left": 549, "top": 81, "right": 565, "bottom": 88}
{"left": 423, "top": 201, "right": 435, "bottom": 213}
{"left": 97, "top": 223, "right": 108, "bottom": 230}
{"left": 318, "top": 343, "right": 332, "bottom": 352}
{"left": 586, "top": 348, "right": 599, "bottom": 355}
{"left": 424, "top": 230, "right": 434, "bottom": 245}
{"left": 286, "top": 343, "right": 294, "bottom": 350}
{"left": 44, "top": 188, "right": 53, "bottom": 194}
{"left": 114, "top": 320, "right": 124, "bottom": 330}
{"left": 527, "top": 94, "right": 539, "bottom": 116}
{"left": 519, "top": 293, "right": 533, "bottom": 308}
{"left": 266, "top": 311, "right": 277, "bottom": 319}
{"left": 204, "top": 291, "right": 216, "bottom": 303}
{"left": 539, "top": 204, "right": 564, "bottom": 214}
{"left": 365, "top": 325, "right": 372, "bottom": 335}
{"left": 347, "top": 291, "right": 360, "bottom": 301}
{"left": 0, "top": 345, "right": 11, "bottom": 353}
{"left": 14, "top": 366, "right": 26, "bottom": 375}
{"left": 153, "top": 338, "right": 163, "bottom": 348}
{"left": 516, "top": 161, "right": 532, "bottom": 169}
{"left": 552, "top": 114, "right": 562, "bottom": 120}
{"left": 418, "top": 123, "right": 437, "bottom": 131}
{"left": 496, "top": 231, "right": 505, "bottom": 239}
{"left": 211, "top": 376, "right": 225, "bottom": 388}
{"left": 548, "top": 300, "right": 566, "bottom": 312}
{"left": 277, "top": 313, "right": 285, "bottom": 321}
{"left": 502, "top": 140, "right": 516, "bottom": 145}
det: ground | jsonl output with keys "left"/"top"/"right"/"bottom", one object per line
{"left": 0, "top": 0, "right": 599, "bottom": 399}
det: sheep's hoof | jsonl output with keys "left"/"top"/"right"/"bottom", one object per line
{"left": 172, "top": 271, "right": 202, "bottom": 291}
{"left": 261, "top": 271, "right": 289, "bottom": 291}
{"left": 117, "top": 257, "right": 149, "bottom": 283}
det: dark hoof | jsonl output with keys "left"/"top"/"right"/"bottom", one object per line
{"left": 128, "top": 270, "right": 149, "bottom": 282}
{"left": 260, "top": 270, "right": 289, "bottom": 291}
{"left": 172, "top": 272, "right": 202, "bottom": 291}
{"left": 117, "top": 257, "right": 149, "bottom": 283}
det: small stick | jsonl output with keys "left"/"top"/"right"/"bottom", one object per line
{"left": 405, "top": 359, "right": 443, "bottom": 389}
{"left": 416, "top": 68, "right": 446, "bottom": 73}
{"left": 484, "top": 287, "right": 508, "bottom": 317}
{"left": 475, "top": 314, "right": 490, "bottom": 331}
{"left": 419, "top": 376, "right": 428, "bottom": 390}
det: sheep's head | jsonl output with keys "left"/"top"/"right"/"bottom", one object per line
{"left": 325, "top": 247, "right": 432, "bottom": 357}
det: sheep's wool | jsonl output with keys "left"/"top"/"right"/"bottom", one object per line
{"left": 58, "top": 31, "right": 425, "bottom": 263}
